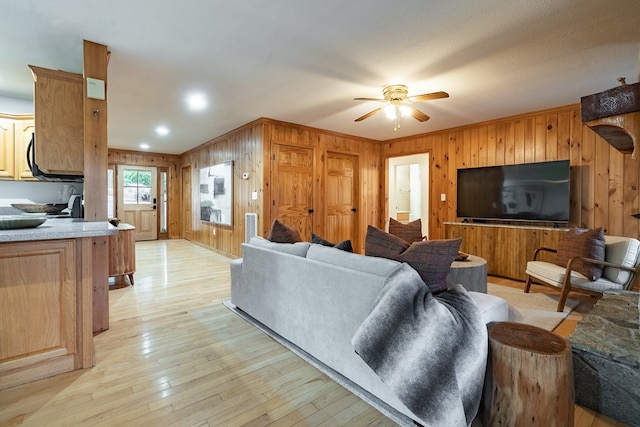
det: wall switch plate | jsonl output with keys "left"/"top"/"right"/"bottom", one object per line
{"left": 212, "top": 228, "right": 216, "bottom": 236}
{"left": 441, "top": 193, "right": 446, "bottom": 202}
{"left": 251, "top": 191, "right": 258, "bottom": 200}
{"left": 87, "top": 77, "right": 105, "bottom": 100}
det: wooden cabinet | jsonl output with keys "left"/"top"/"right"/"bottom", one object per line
{"left": 29, "top": 65, "right": 83, "bottom": 175}
{"left": 0, "top": 238, "right": 94, "bottom": 390}
{"left": 109, "top": 223, "right": 136, "bottom": 284}
{"left": 0, "top": 114, "right": 35, "bottom": 180}
{"left": 444, "top": 222, "right": 565, "bottom": 281}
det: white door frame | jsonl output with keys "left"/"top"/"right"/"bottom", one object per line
{"left": 387, "top": 153, "right": 430, "bottom": 238}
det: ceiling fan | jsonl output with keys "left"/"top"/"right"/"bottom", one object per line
{"left": 354, "top": 84, "right": 449, "bottom": 130}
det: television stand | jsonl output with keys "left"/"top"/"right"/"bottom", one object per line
{"left": 444, "top": 222, "right": 568, "bottom": 281}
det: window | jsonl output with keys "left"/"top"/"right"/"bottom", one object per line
{"left": 123, "top": 169, "right": 153, "bottom": 205}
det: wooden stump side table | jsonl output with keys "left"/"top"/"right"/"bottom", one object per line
{"left": 483, "top": 321, "right": 574, "bottom": 426}
{"left": 108, "top": 223, "right": 135, "bottom": 285}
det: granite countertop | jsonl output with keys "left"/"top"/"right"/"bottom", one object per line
{"left": 568, "top": 291, "right": 640, "bottom": 367}
{"left": 0, "top": 218, "right": 118, "bottom": 242}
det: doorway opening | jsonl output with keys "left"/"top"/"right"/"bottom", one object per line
{"left": 387, "top": 153, "right": 430, "bottom": 238}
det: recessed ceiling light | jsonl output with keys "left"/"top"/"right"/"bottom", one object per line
{"left": 140, "top": 143, "right": 150, "bottom": 149}
{"left": 186, "top": 92, "right": 207, "bottom": 111}
{"left": 156, "top": 126, "right": 169, "bottom": 136}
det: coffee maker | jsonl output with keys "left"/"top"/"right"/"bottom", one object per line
{"left": 68, "top": 194, "right": 83, "bottom": 218}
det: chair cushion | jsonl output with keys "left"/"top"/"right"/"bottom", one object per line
{"left": 267, "top": 219, "right": 303, "bottom": 243}
{"left": 602, "top": 236, "right": 640, "bottom": 284}
{"left": 555, "top": 227, "right": 605, "bottom": 280}
{"left": 365, "top": 225, "right": 461, "bottom": 293}
{"left": 388, "top": 217, "right": 424, "bottom": 243}
{"left": 526, "top": 260, "right": 624, "bottom": 292}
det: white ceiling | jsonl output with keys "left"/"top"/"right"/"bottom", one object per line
{"left": 1, "top": 0, "right": 639, "bottom": 155}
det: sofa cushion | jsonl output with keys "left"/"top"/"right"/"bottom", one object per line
{"left": 311, "top": 233, "right": 353, "bottom": 252}
{"left": 267, "top": 219, "right": 303, "bottom": 243}
{"left": 365, "top": 225, "right": 461, "bottom": 293}
{"left": 307, "top": 243, "right": 402, "bottom": 277}
{"left": 249, "top": 236, "right": 310, "bottom": 257}
{"left": 555, "top": 227, "right": 605, "bottom": 280}
{"left": 602, "top": 236, "right": 640, "bottom": 284}
{"left": 388, "top": 217, "right": 424, "bottom": 243}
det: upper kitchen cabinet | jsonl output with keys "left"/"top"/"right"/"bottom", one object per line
{"left": 0, "top": 114, "right": 34, "bottom": 180}
{"left": 29, "top": 65, "right": 83, "bottom": 176}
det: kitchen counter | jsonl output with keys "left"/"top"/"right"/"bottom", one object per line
{"left": 0, "top": 218, "right": 117, "bottom": 242}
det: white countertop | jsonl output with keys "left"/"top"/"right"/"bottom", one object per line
{"left": 0, "top": 218, "right": 118, "bottom": 242}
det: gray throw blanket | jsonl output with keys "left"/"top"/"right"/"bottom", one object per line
{"left": 352, "top": 264, "right": 487, "bottom": 427}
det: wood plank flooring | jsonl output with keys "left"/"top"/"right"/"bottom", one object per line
{"left": 0, "top": 239, "right": 628, "bottom": 426}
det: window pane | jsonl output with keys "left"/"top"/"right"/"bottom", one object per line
{"left": 138, "top": 171, "right": 152, "bottom": 186}
{"left": 123, "top": 170, "right": 139, "bottom": 186}
{"left": 123, "top": 187, "right": 138, "bottom": 204}
{"left": 138, "top": 187, "right": 152, "bottom": 204}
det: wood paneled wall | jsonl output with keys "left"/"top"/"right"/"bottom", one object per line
{"left": 180, "top": 121, "right": 264, "bottom": 257}
{"left": 177, "top": 118, "right": 382, "bottom": 257}
{"left": 383, "top": 104, "right": 640, "bottom": 241}
{"left": 107, "top": 149, "right": 181, "bottom": 238}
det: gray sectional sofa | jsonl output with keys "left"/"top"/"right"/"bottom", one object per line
{"left": 229, "top": 236, "right": 509, "bottom": 426}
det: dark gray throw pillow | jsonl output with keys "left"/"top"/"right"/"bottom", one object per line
{"left": 267, "top": 219, "right": 303, "bottom": 243}
{"left": 311, "top": 233, "right": 353, "bottom": 252}
{"left": 388, "top": 217, "right": 424, "bottom": 243}
{"left": 365, "top": 225, "right": 461, "bottom": 293}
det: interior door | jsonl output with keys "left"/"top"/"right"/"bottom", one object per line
{"left": 326, "top": 152, "right": 359, "bottom": 251}
{"left": 117, "top": 165, "right": 158, "bottom": 241}
{"left": 271, "top": 144, "right": 314, "bottom": 239}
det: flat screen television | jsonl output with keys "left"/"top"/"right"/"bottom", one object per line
{"left": 456, "top": 160, "right": 570, "bottom": 223}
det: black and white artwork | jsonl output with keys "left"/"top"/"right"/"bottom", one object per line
{"left": 200, "top": 160, "right": 233, "bottom": 225}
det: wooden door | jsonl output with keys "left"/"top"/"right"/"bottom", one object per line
{"left": 271, "top": 144, "right": 314, "bottom": 240}
{"left": 117, "top": 165, "right": 158, "bottom": 241}
{"left": 182, "top": 165, "right": 193, "bottom": 240}
{"left": 326, "top": 152, "right": 359, "bottom": 251}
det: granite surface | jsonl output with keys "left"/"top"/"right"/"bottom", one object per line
{"left": 0, "top": 217, "right": 117, "bottom": 242}
{"left": 569, "top": 291, "right": 640, "bottom": 367}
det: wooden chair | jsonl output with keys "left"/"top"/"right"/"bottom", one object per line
{"left": 524, "top": 235, "right": 640, "bottom": 312}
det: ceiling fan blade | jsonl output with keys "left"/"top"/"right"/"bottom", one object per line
{"left": 355, "top": 107, "right": 383, "bottom": 122}
{"left": 410, "top": 107, "right": 430, "bottom": 122}
{"left": 408, "top": 91, "right": 449, "bottom": 102}
{"left": 353, "top": 97, "right": 386, "bottom": 102}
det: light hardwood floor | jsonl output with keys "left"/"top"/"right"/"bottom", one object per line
{"left": 0, "top": 239, "right": 628, "bottom": 426}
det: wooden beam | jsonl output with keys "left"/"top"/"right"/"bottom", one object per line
{"left": 83, "top": 40, "right": 109, "bottom": 222}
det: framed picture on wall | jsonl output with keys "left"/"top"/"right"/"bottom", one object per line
{"left": 199, "top": 160, "right": 233, "bottom": 225}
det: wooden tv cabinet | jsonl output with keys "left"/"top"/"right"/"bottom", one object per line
{"left": 444, "top": 222, "right": 567, "bottom": 281}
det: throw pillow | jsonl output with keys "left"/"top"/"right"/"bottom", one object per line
{"left": 555, "top": 227, "right": 606, "bottom": 280}
{"left": 388, "top": 217, "right": 424, "bottom": 243}
{"left": 365, "top": 225, "right": 461, "bottom": 293}
{"left": 311, "top": 233, "right": 353, "bottom": 252}
{"left": 267, "top": 219, "right": 303, "bottom": 243}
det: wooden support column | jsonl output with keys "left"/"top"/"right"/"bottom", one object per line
{"left": 83, "top": 40, "right": 110, "bottom": 332}
{"left": 83, "top": 40, "right": 109, "bottom": 222}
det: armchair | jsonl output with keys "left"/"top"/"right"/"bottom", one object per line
{"left": 524, "top": 235, "right": 640, "bottom": 312}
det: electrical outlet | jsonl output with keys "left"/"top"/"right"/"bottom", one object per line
{"left": 212, "top": 228, "right": 216, "bottom": 236}
{"left": 441, "top": 193, "right": 446, "bottom": 202}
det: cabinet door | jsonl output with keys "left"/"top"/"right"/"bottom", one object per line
{"left": 15, "top": 118, "right": 35, "bottom": 180}
{"left": 0, "top": 239, "right": 77, "bottom": 387}
{"left": 30, "top": 66, "right": 83, "bottom": 175}
{"left": 0, "top": 118, "right": 15, "bottom": 179}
